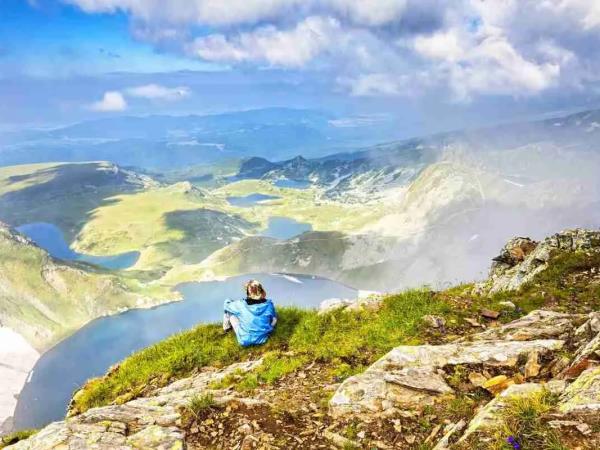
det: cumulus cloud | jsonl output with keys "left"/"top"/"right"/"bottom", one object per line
{"left": 89, "top": 84, "right": 190, "bottom": 112}
{"left": 64, "top": 0, "right": 411, "bottom": 26}
{"left": 65, "top": 0, "right": 600, "bottom": 100}
{"left": 188, "top": 16, "right": 340, "bottom": 67}
{"left": 126, "top": 84, "right": 191, "bottom": 100}
{"left": 89, "top": 91, "right": 127, "bottom": 111}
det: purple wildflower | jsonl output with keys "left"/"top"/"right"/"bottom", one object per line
{"left": 507, "top": 436, "right": 521, "bottom": 449}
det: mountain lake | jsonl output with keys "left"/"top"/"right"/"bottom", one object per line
{"left": 17, "top": 222, "right": 139, "bottom": 270}
{"left": 14, "top": 273, "right": 357, "bottom": 429}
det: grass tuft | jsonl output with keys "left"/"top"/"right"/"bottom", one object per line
{"left": 0, "top": 430, "right": 38, "bottom": 449}
{"left": 187, "top": 393, "right": 216, "bottom": 418}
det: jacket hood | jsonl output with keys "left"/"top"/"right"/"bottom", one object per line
{"left": 246, "top": 299, "right": 273, "bottom": 315}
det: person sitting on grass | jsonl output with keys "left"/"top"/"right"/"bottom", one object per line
{"left": 223, "top": 280, "right": 277, "bottom": 347}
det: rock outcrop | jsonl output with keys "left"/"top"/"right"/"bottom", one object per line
{"left": 477, "top": 229, "right": 600, "bottom": 294}
{"left": 329, "top": 320, "right": 565, "bottom": 418}
{"left": 328, "top": 307, "right": 600, "bottom": 448}
{"left": 558, "top": 366, "right": 600, "bottom": 421}
{"left": 318, "top": 294, "right": 383, "bottom": 315}
{"left": 457, "top": 383, "right": 546, "bottom": 445}
{"left": 7, "top": 360, "right": 261, "bottom": 450}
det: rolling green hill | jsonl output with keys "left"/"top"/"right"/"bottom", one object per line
{"left": 0, "top": 223, "right": 163, "bottom": 351}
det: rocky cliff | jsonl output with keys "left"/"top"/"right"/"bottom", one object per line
{"left": 4, "top": 229, "right": 600, "bottom": 449}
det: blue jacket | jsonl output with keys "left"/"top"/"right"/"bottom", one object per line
{"left": 224, "top": 298, "right": 277, "bottom": 347}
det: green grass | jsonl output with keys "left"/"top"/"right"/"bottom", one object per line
{"left": 187, "top": 393, "right": 216, "bottom": 418}
{"left": 67, "top": 246, "right": 600, "bottom": 421}
{"left": 0, "top": 429, "right": 38, "bottom": 449}
{"left": 71, "top": 288, "right": 451, "bottom": 413}
{"left": 493, "top": 390, "right": 567, "bottom": 450}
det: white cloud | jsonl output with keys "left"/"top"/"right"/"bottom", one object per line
{"left": 126, "top": 84, "right": 191, "bottom": 100}
{"left": 64, "top": 0, "right": 300, "bottom": 25}
{"left": 66, "top": 0, "right": 600, "bottom": 101}
{"left": 89, "top": 84, "right": 190, "bottom": 111}
{"left": 411, "top": 27, "right": 561, "bottom": 99}
{"left": 326, "top": 0, "right": 408, "bottom": 26}
{"left": 414, "top": 30, "right": 464, "bottom": 62}
{"left": 64, "top": 0, "right": 410, "bottom": 26}
{"left": 189, "top": 16, "right": 341, "bottom": 68}
{"left": 89, "top": 91, "right": 127, "bottom": 111}
{"left": 448, "top": 35, "right": 560, "bottom": 100}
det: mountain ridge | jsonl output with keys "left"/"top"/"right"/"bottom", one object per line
{"left": 4, "top": 228, "right": 600, "bottom": 449}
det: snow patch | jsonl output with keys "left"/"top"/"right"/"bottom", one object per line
{"left": 271, "top": 273, "right": 303, "bottom": 284}
{"left": 0, "top": 327, "right": 40, "bottom": 431}
{"left": 503, "top": 178, "right": 525, "bottom": 188}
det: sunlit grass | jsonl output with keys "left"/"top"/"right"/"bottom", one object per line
{"left": 71, "top": 288, "right": 450, "bottom": 413}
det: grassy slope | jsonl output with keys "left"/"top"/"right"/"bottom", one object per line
{"left": 0, "top": 430, "right": 37, "bottom": 449}
{"left": 0, "top": 225, "right": 162, "bottom": 350}
{"left": 71, "top": 247, "right": 600, "bottom": 419}
{"left": 160, "top": 231, "right": 357, "bottom": 286}
{"left": 0, "top": 162, "right": 149, "bottom": 243}
{"left": 72, "top": 183, "right": 260, "bottom": 274}
{"left": 0, "top": 163, "right": 61, "bottom": 196}
{"left": 214, "top": 179, "right": 381, "bottom": 233}
{"left": 72, "top": 178, "right": 383, "bottom": 286}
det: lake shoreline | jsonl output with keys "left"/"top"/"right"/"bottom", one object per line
{"left": 13, "top": 273, "right": 358, "bottom": 430}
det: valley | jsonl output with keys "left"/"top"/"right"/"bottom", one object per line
{"left": 1, "top": 107, "right": 600, "bottom": 437}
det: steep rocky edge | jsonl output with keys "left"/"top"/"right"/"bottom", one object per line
{"left": 4, "top": 229, "right": 600, "bottom": 449}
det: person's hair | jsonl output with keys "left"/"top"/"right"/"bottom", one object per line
{"left": 245, "top": 280, "right": 266, "bottom": 300}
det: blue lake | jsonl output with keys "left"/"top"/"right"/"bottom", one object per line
{"left": 13, "top": 273, "right": 357, "bottom": 429}
{"left": 273, "top": 179, "right": 311, "bottom": 189}
{"left": 227, "top": 193, "right": 280, "bottom": 207}
{"left": 16, "top": 223, "right": 139, "bottom": 270}
{"left": 262, "top": 217, "right": 312, "bottom": 240}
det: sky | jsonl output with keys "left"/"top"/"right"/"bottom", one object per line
{"left": 2, "top": 0, "right": 600, "bottom": 134}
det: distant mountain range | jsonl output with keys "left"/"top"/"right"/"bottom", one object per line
{"left": 0, "top": 108, "right": 400, "bottom": 169}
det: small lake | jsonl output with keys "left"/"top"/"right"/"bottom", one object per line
{"left": 16, "top": 223, "right": 139, "bottom": 270}
{"left": 227, "top": 193, "right": 280, "bottom": 207}
{"left": 261, "top": 217, "right": 312, "bottom": 240}
{"left": 13, "top": 273, "right": 357, "bottom": 429}
{"left": 273, "top": 179, "right": 311, "bottom": 189}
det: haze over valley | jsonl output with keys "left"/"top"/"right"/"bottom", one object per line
{"left": 2, "top": 1, "right": 600, "bottom": 448}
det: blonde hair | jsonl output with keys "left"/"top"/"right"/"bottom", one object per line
{"left": 245, "top": 280, "right": 266, "bottom": 300}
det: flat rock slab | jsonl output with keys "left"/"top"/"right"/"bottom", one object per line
{"left": 6, "top": 360, "right": 262, "bottom": 450}
{"left": 468, "top": 310, "right": 587, "bottom": 342}
{"left": 329, "top": 339, "right": 564, "bottom": 418}
{"left": 559, "top": 367, "right": 600, "bottom": 421}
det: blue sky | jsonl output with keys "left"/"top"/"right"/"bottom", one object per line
{"left": 0, "top": 0, "right": 217, "bottom": 75}
{"left": 2, "top": 1, "right": 600, "bottom": 132}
